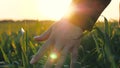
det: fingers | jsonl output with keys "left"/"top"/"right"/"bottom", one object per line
{"left": 70, "top": 45, "right": 79, "bottom": 68}
{"left": 30, "top": 38, "right": 54, "bottom": 64}
{"left": 54, "top": 41, "right": 74, "bottom": 68}
{"left": 43, "top": 48, "right": 60, "bottom": 68}
{"left": 43, "top": 42, "right": 66, "bottom": 68}
{"left": 55, "top": 46, "right": 69, "bottom": 68}
{"left": 30, "top": 23, "right": 57, "bottom": 64}
{"left": 34, "top": 22, "right": 59, "bottom": 41}
{"left": 44, "top": 57, "right": 55, "bottom": 68}
{"left": 34, "top": 26, "right": 52, "bottom": 41}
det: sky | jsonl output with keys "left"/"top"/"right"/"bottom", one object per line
{"left": 0, "top": 0, "right": 119, "bottom": 21}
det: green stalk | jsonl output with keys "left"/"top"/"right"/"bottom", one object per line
{"left": 103, "top": 17, "right": 117, "bottom": 68}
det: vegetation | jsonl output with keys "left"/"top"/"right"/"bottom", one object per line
{"left": 0, "top": 19, "right": 119, "bottom": 68}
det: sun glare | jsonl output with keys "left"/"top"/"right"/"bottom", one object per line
{"left": 38, "top": 0, "right": 72, "bottom": 21}
{"left": 50, "top": 53, "right": 57, "bottom": 60}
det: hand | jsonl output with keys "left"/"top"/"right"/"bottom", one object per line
{"left": 30, "top": 19, "right": 83, "bottom": 68}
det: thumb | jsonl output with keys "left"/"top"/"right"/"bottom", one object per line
{"left": 34, "top": 26, "right": 52, "bottom": 41}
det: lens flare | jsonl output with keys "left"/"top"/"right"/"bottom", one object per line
{"left": 50, "top": 53, "right": 57, "bottom": 60}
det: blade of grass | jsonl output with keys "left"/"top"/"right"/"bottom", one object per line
{"left": 103, "top": 17, "right": 117, "bottom": 68}
{"left": 0, "top": 47, "right": 10, "bottom": 63}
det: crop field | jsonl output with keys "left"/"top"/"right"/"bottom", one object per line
{"left": 0, "top": 19, "right": 120, "bottom": 68}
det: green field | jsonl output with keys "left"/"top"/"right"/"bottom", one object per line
{"left": 0, "top": 19, "right": 120, "bottom": 68}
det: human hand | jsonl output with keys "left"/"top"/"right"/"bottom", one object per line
{"left": 30, "top": 19, "right": 83, "bottom": 68}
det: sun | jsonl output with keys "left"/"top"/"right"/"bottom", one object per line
{"left": 38, "top": 0, "right": 72, "bottom": 21}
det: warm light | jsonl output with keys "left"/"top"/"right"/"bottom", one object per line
{"left": 38, "top": 0, "right": 72, "bottom": 21}
{"left": 50, "top": 53, "right": 57, "bottom": 60}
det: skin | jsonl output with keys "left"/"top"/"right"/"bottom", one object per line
{"left": 30, "top": 20, "right": 83, "bottom": 68}
{"left": 30, "top": 0, "right": 111, "bottom": 68}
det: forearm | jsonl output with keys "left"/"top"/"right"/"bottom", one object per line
{"left": 67, "top": 0, "right": 111, "bottom": 31}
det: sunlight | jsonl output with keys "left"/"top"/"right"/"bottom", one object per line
{"left": 38, "top": 0, "right": 72, "bottom": 21}
{"left": 50, "top": 52, "right": 57, "bottom": 60}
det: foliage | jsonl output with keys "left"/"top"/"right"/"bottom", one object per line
{"left": 0, "top": 19, "right": 119, "bottom": 68}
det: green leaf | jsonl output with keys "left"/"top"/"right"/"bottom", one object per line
{"left": 0, "top": 47, "right": 10, "bottom": 63}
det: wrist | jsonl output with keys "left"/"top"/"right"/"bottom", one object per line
{"left": 64, "top": 18, "right": 84, "bottom": 31}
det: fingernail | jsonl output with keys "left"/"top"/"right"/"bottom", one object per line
{"left": 34, "top": 36, "right": 39, "bottom": 39}
{"left": 30, "top": 58, "right": 35, "bottom": 64}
